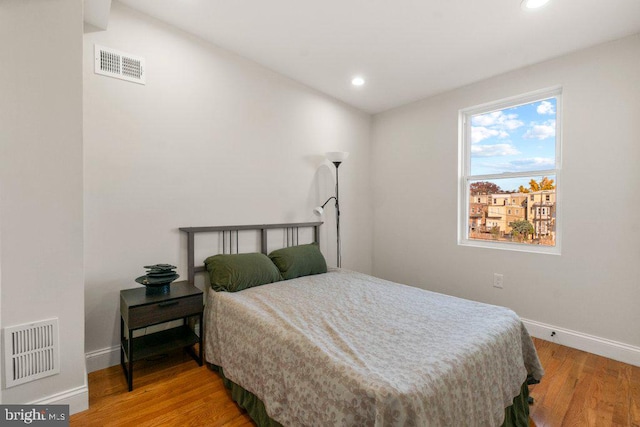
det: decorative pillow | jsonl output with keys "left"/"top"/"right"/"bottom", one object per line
{"left": 268, "top": 243, "right": 327, "bottom": 280}
{"left": 204, "top": 252, "right": 282, "bottom": 292}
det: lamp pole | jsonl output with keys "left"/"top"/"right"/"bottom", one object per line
{"left": 314, "top": 151, "right": 349, "bottom": 269}
{"left": 333, "top": 161, "right": 342, "bottom": 268}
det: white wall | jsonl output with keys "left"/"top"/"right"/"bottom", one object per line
{"left": 83, "top": 2, "right": 372, "bottom": 362}
{"left": 0, "top": 0, "right": 87, "bottom": 411}
{"left": 371, "top": 35, "right": 640, "bottom": 351}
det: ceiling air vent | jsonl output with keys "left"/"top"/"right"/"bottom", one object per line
{"left": 3, "top": 318, "right": 60, "bottom": 388}
{"left": 94, "top": 44, "right": 146, "bottom": 85}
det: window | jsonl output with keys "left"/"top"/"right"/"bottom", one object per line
{"left": 459, "top": 87, "right": 561, "bottom": 253}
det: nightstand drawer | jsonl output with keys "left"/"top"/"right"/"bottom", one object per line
{"left": 125, "top": 295, "right": 202, "bottom": 329}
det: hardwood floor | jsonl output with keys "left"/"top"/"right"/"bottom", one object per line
{"left": 70, "top": 347, "right": 253, "bottom": 427}
{"left": 528, "top": 338, "right": 640, "bottom": 427}
{"left": 71, "top": 338, "right": 640, "bottom": 426}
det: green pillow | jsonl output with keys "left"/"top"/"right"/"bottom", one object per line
{"left": 204, "top": 253, "right": 282, "bottom": 292}
{"left": 268, "top": 243, "right": 327, "bottom": 280}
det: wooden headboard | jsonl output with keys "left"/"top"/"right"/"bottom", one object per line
{"left": 179, "top": 222, "right": 323, "bottom": 285}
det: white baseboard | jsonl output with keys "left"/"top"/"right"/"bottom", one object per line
{"left": 86, "top": 345, "right": 120, "bottom": 373}
{"left": 29, "top": 374, "right": 89, "bottom": 415}
{"left": 522, "top": 318, "right": 640, "bottom": 367}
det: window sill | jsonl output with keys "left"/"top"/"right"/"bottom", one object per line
{"left": 458, "top": 238, "right": 561, "bottom": 255}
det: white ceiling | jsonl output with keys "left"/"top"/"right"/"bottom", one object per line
{"left": 117, "top": 0, "right": 640, "bottom": 114}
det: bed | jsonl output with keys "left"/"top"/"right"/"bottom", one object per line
{"left": 180, "top": 222, "right": 543, "bottom": 427}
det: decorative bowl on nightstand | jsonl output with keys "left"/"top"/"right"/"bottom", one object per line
{"left": 135, "top": 264, "right": 179, "bottom": 295}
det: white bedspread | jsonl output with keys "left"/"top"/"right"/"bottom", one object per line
{"left": 205, "top": 269, "right": 543, "bottom": 427}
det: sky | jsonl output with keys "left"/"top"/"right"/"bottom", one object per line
{"left": 470, "top": 97, "right": 557, "bottom": 192}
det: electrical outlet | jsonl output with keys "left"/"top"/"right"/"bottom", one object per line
{"left": 493, "top": 273, "right": 504, "bottom": 289}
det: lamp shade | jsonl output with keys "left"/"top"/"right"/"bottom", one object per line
{"left": 326, "top": 151, "right": 349, "bottom": 163}
{"left": 313, "top": 206, "right": 324, "bottom": 216}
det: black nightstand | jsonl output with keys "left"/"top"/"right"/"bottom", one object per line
{"left": 120, "top": 281, "right": 203, "bottom": 391}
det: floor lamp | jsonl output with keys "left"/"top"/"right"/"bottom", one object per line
{"left": 313, "top": 151, "right": 349, "bottom": 268}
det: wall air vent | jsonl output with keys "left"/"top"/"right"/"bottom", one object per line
{"left": 94, "top": 44, "right": 146, "bottom": 85}
{"left": 3, "top": 318, "right": 60, "bottom": 388}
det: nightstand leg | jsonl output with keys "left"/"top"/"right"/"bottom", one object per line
{"left": 128, "top": 328, "right": 134, "bottom": 391}
{"left": 198, "top": 312, "right": 203, "bottom": 365}
{"left": 120, "top": 318, "right": 124, "bottom": 369}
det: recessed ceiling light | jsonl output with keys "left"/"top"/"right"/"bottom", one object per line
{"left": 521, "top": 0, "right": 551, "bottom": 9}
{"left": 351, "top": 76, "right": 365, "bottom": 87}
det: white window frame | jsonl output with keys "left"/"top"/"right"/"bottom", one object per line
{"left": 457, "top": 86, "right": 562, "bottom": 255}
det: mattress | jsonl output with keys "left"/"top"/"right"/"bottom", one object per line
{"left": 205, "top": 269, "right": 543, "bottom": 426}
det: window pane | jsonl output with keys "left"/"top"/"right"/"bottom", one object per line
{"left": 470, "top": 98, "right": 556, "bottom": 176}
{"left": 468, "top": 176, "right": 556, "bottom": 246}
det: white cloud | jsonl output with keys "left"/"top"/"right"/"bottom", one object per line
{"left": 471, "top": 126, "right": 509, "bottom": 143}
{"left": 503, "top": 118, "right": 524, "bottom": 130}
{"left": 472, "top": 111, "right": 524, "bottom": 130}
{"left": 471, "top": 143, "right": 520, "bottom": 157}
{"left": 537, "top": 101, "right": 555, "bottom": 115}
{"left": 523, "top": 120, "right": 556, "bottom": 140}
{"left": 478, "top": 157, "right": 555, "bottom": 173}
{"left": 471, "top": 111, "right": 523, "bottom": 144}
{"left": 509, "top": 157, "right": 555, "bottom": 170}
{"left": 472, "top": 111, "right": 501, "bottom": 127}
